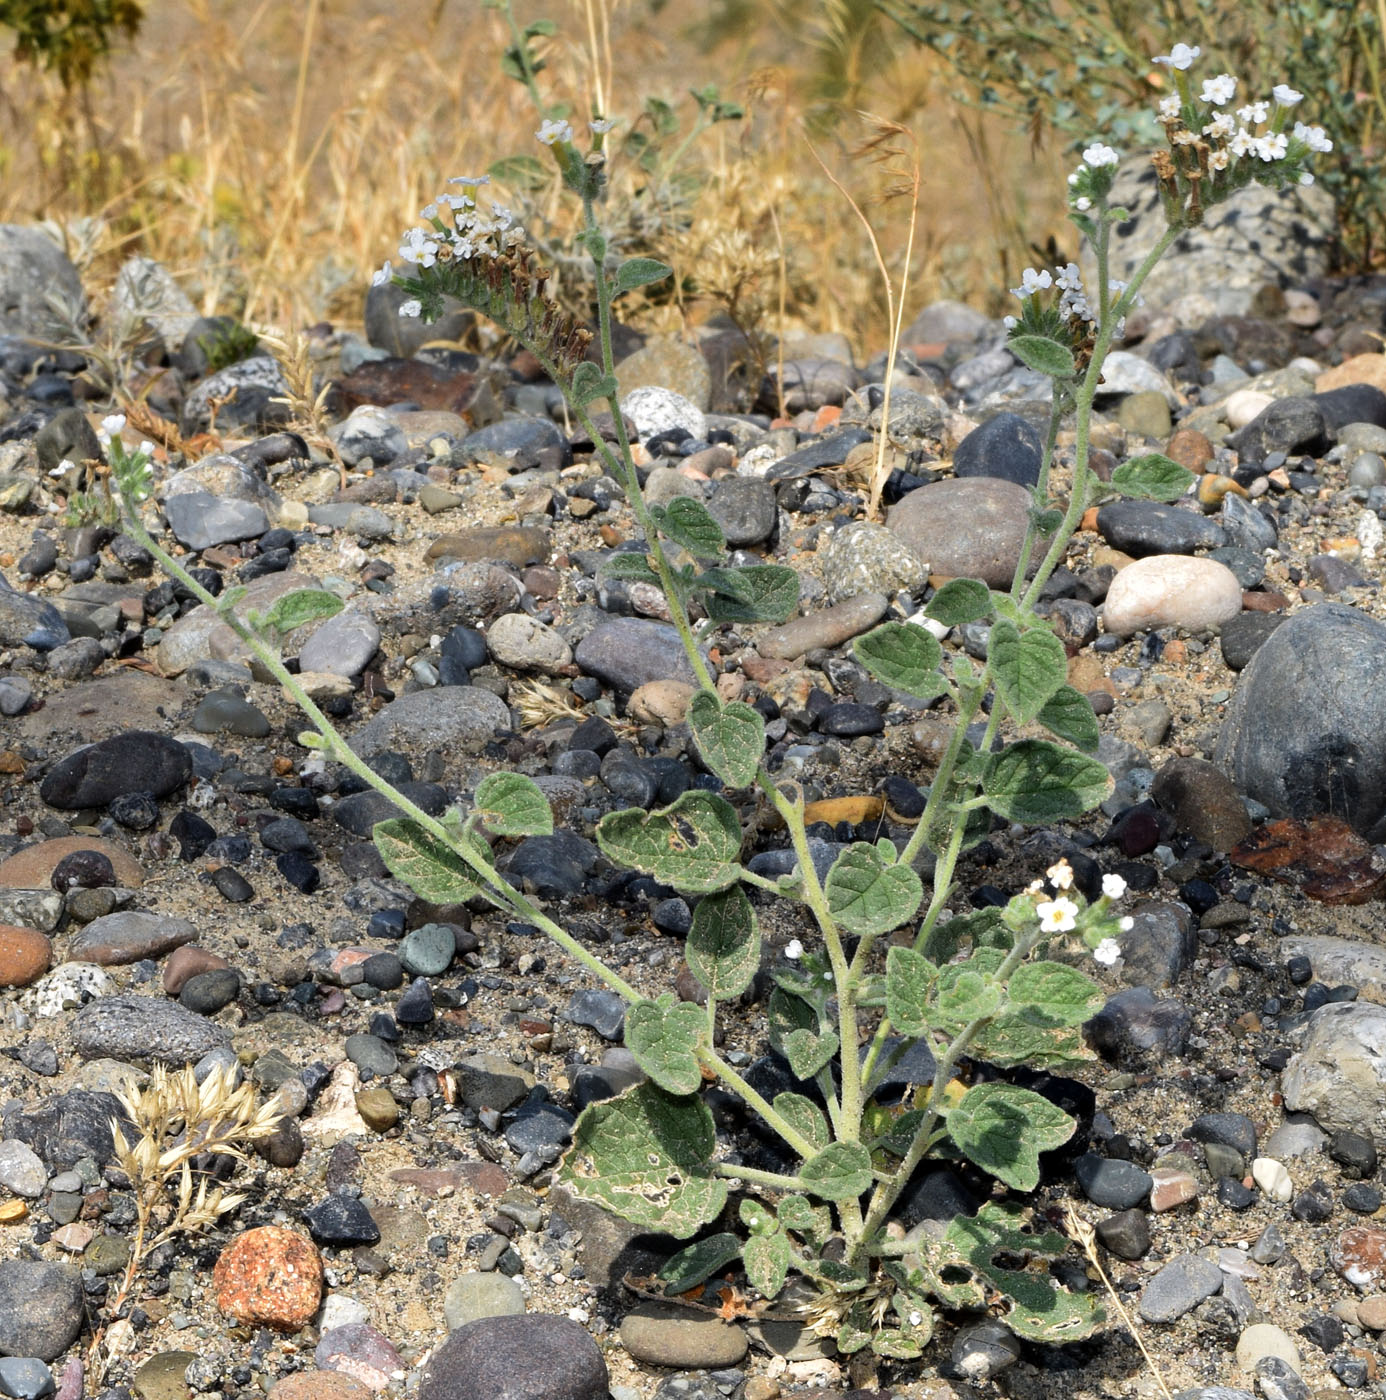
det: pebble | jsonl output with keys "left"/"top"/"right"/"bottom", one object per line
{"left": 269, "top": 1374, "right": 373, "bottom": 1400}
{"left": 348, "top": 687, "right": 510, "bottom": 758}
{"left": 888, "top": 476, "right": 1032, "bottom": 587}
{"left": 624, "top": 387, "right": 707, "bottom": 442}
{"left": 0, "top": 1261, "right": 83, "bottom": 1362}
{"left": 1102, "top": 554, "right": 1242, "bottom": 636}
{"left": 1074, "top": 1153, "right": 1152, "bottom": 1209}
{"left": 819, "top": 521, "right": 927, "bottom": 604}
{"left": 757, "top": 592, "right": 888, "bottom": 661}
{"left": 443, "top": 1272, "right": 526, "bottom": 1329}
{"left": 951, "top": 411, "right": 1042, "bottom": 487}
{"left": 1097, "top": 501, "right": 1226, "bottom": 557}
{"left": 486, "top": 613, "right": 574, "bottom": 673}
{"left": 72, "top": 993, "right": 231, "bottom": 1064}
{"left": 620, "top": 1302, "right": 749, "bottom": 1368}
{"left": 39, "top": 732, "right": 191, "bottom": 809}
{"left": 1252, "top": 1157, "right": 1293, "bottom": 1203}
{"left": 305, "top": 1194, "right": 381, "bottom": 1246}
{"left": 163, "top": 493, "right": 269, "bottom": 550}
{"left": 0, "top": 1359, "right": 55, "bottom": 1400}
{"left": 298, "top": 612, "right": 381, "bottom": 679}
{"left": 706, "top": 477, "right": 777, "bottom": 546}
{"left": 1138, "top": 1253, "right": 1224, "bottom": 1323}
{"left": 0, "top": 1140, "right": 46, "bottom": 1197}
{"left": 419, "top": 1314, "right": 608, "bottom": 1400}
{"left": 0, "top": 925, "right": 51, "bottom": 988}
{"left": 314, "top": 1322, "right": 403, "bottom": 1390}
{"left": 573, "top": 618, "right": 708, "bottom": 691}
{"left": 66, "top": 910, "right": 196, "bottom": 965}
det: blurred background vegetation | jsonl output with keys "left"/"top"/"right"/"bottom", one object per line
{"left": 0, "top": 0, "right": 1381, "bottom": 352}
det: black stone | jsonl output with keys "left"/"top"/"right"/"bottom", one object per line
{"left": 180, "top": 969, "right": 241, "bottom": 1014}
{"left": 212, "top": 867, "right": 254, "bottom": 902}
{"left": 40, "top": 732, "right": 192, "bottom": 809}
{"left": 952, "top": 411, "right": 1043, "bottom": 487}
{"left": 394, "top": 978, "right": 435, "bottom": 1025}
{"left": 1093, "top": 1208, "right": 1151, "bottom": 1259}
{"left": 1074, "top": 1153, "right": 1153, "bottom": 1210}
{"left": 304, "top": 1193, "right": 381, "bottom": 1246}
{"left": 818, "top": 702, "right": 884, "bottom": 737}
{"left": 3, "top": 1090, "right": 131, "bottom": 1168}
{"left": 1330, "top": 1130, "right": 1378, "bottom": 1178}
{"left": 1096, "top": 500, "right": 1226, "bottom": 557}
{"left": 109, "top": 791, "right": 159, "bottom": 830}
{"left": 50, "top": 849, "right": 116, "bottom": 891}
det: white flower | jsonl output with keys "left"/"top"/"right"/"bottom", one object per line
{"left": 1255, "top": 132, "right": 1289, "bottom": 161}
{"left": 1272, "top": 84, "right": 1303, "bottom": 107}
{"left": 448, "top": 174, "right": 491, "bottom": 187}
{"left": 1200, "top": 74, "right": 1237, "bottom": 105}
{"left": 398, "top": 226, "right": 439, "bottom": 267}
{"left": 1209, "top": 149, "right": 1232, "bottom": 170}
{"left": 1036, "top": 897, "right": 1079, "bottom": 933}
{"left": 1237, "top": 101, "right": 1270, "bottom": 125}
{"left": 1046, "top": 859, "right": 1074, "bottom": 890}
{"left": 1003, "top": 314, "right": 1018, "bottom": 329}
{"left": 371, "top": 260, "right": 393, "bottom": 288}
{"left": 1299, "top": 172, "right": 1315, "bottom": 186}
{"left": 1093, "top": 938, "right": 1122, "bottom": 966}
{"left": 1011, "top": 267, "right": 1053, "bottom": 298}
{"left": 1153, "top": 43, "right": 1201, "bottom": 70}
{"left": 536, "top": 117, "right": 574, "bottom": 146}
{"left": 1119, "top": 916, "right": 1134, "bottom": 931}
{"left": 100, "top": 413, "right": 126, "bottom": 438}
{"left": 1294, "top": 121, "right": 1333, "bottom": 153}
{"left": 1067, "top": 171, "right": 1080, "bottom": 186}
{"left": 420, "top": 202, "right": 438, "bottom": 220}
{"left": 1055, "top": 262, "right": 1083, "bottom": 291}
{"left": 398, "top": 299, "right": 423, "bottom": 318}
{"left": 1073, "top": 195, "right": 1092, "bottom": 212}
{"left": 1101, "top": 873, "right": 1127, "bottom": 900}
{"left": 1082, "top": 142, "right": 1120, "bottom": 168}
{"left": 589, "top": 117, "right": 615, "bottom": 133}
{"left": 1229, "top": 127, "right": 1257, "bottom": 158}
{"left": 138, "top": 440, "right": 155, "bottom": 458}
{"left": 1158, "top": 94, "right": 1182, "bottom": 120}
{"left": 1204, "top": 113, "right": 1236, "bottom": 140}
{"left": 1172, "top": 128, "right": 1199, "bottom": 146}
{"left": 784, "top": 939, "right": 803, "bottom": 960}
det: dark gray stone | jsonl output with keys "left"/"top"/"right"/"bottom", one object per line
{"left": 418, "top": 1314, "right": 608, "bottom": 1400}
{"left": 304, "top": 1193, "right": 380, "bottom": 1246}
{"left": 461, "top": 417, "right": 567, "bottom": 461}
{"left": 574, "top": 619, "right": 708, "bottom": 692}
{"left": 1219, "top": 494, "right": 1277, "bottom": 552}
{"left": 1216, "top": 603, "right": 1386, "bottom": 839}
{"left": 503, "top": 833, "right": 599, "bottom": 899}
{"left": 0, "top": 228, "right": 85, "bottom": 337}
{"left": 1138, "top": 1253, "right": 1223, "bottom": 1323}
{"left": 348, "top": 689, "right": 510, "bottom": 760}
{"left": 765, "top": 428, "right": 872, "bottom": 480}
{"left": 952, "top": 412, "right": 1042, "bottom": 487}
{"left": 1086, "top": 987, "right": 1192, "bottom": 1065}
{"left": 1074, "top": 1153, "right": 1153, "bottom": 1210}
{"left": 705, "top": 477, "right": 777, "bottom": 547}
{"left": 0, "top": 1357, "right": 54, "bottom": 1399}
{"left": 1219, "top": 611, "right": 1286, "bottom": 671}
{"left": 179, "top": 969, "right": 241, "bottom": 1015}
{"left": 1226, "top": 397, "right": 1328, "bottom": 466}
{"left": 3, "top": 1091, "right": 130, "bottom": 1169}
{"left": 1314, "top": 384, "right": 1386, "bottom": 435}
{"left": 163, "top": 493, "right": 269, "bottom": 551}
{"left": 1189, "top": 1113, "right": 1258, "bottom": 1160}
{"left": 73, "top": 995, "right": 231, "bottom": 1065}
{"left": 1114, "top": 900, "right": 1196, "bottom": 990}
{"left": 1096, "top": 500, "right": 1227, "bottom": 557}
{"left": 0, "top": 576, "right": 69, "bottom": 652}
{"left": 39, "top": 732, "right": 191, "bottom": 809}
{"left": 564, "top": 990, "right": 626, "bottom": 1042}
{"left": 34, "top": 408, "right": 102, "bottom": 476}
{"left": 0, "top": 1261, "right": 82, "bottom": 1362}
{"left": 332, "top": 784, "right": 450, "bottom": 839}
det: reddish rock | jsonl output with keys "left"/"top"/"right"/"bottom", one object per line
{"left": 1165, "top": 427, "right": 1214, "bottom": 474}
{"left": 1334, "top": 1226, "right": 1386, "bottom": 1292}
{"left": 334, "top": 359, "right": 482, "bottom": 414}
{"left": 1231, "top": 816, "right": 1386, "bottom": 905}
{"left": 388, "top": 1161, "right": 508, "bottom": 1197}
{"left": 163, "top": 945, "right": 232, "bottom": 996}
{"left": 270, "top": 1375, "right": 373, "bottom": 1400}
{"left": 0, "top": 837, "right": 144, "bottom": 890}
{"left": 0, "top": 924, "right": 51, "bottom": 987}
{"left": 1149, "top": 1168, "right": 1198, "bottom": 1212}
{"left": 213, "top": 1226, "right": 323, "bottom": 1330}
{"left": 423, "top": 526, "right": 551, "bottom": 567}
{"left": 1242, "top": 590, "right": 1289, "bottom": 612}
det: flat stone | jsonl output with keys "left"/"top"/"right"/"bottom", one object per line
{"left": 0, "top": 1261, "right": 83, "bottom": 1361}
{"left": 269, "top": 1373, "right": 373, "bottom": 1400}
{"left": 298, "top": 612, "right": 380, "bottom": 679}
{"left": 620, "top": 1302, "right": 749, "bottom": 1368}
{"left": 888, "top": 477, "right": 1031, "bottom": 588}
{"left": 132, "top": 1352, "right": 197, "bottom": 1400}
{"left": 1103, "top": 555, "right": 1242, "bottom": 637}
{"left": 157, "top": 571, "right": 319, "bottom": 677}
{"left": 39, "top": 732, "right": 191, "bottom": 809}
{"left": 0, "top": 838, "right": 144, "bottom": 890}
{"left": 73, "top": 994, "right": 231, "bottom": 1065}
{"left": 574, "top": 619, "right": 708, "bottom": 692}
{"left": 424, "top": 527, "right": 552, "bottom": 568}
{"left": 1234, "top": 1324, "right": 1301, "bottom": 1376}
{"left": 1230, "top": 815, "right": 1386, "bottom": 904}
{"left": 757, "top": 593, "right": 888, "bottom": 661}
{"left": 163, "top": 493, "right": 269, "bottom": 551}
{"left": 1097, "top": 501, "right": 1227, "bottom": 558}
{"left": 2, "top": 1089, "right": 129, "bottom": 1168}
{"left": 0, "top": 576, "right": 68, "bottom": 651}
{"left": 443, "top": 1272, "right": 525, "bottom": 1329}
{"left": 348, "top": 687, "right": 510, "bottom": 759}
{"left": 67, "top": 911, "right": 196, "bottom": 966}
{"left": 1278, "top": 934, "right": 1386, "bottom": 1003}
{"left": 1138, "top": 1253, "right": 1223, "bottom": 1323}
{"left": 418, "top": 1315, "right": 607, "bottom": 1400}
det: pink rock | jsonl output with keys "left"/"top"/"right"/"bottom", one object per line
{"left": 1103, "top": 555, "right": 1243, "bottom": 637}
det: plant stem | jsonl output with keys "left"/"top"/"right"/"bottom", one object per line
{"left": 712, "top": 1161, "right": 808, "bottom": 1192}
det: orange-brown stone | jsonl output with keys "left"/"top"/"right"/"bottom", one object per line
{"left": 213, "top": 1226, "right": 323, "bottom": 1330}
{"left": 1316, "top": 354, "right": 1386, "bottom": 395}
{"left": 270, "top": 1375, "right": 373, "bottom": 1400}
{"left": 1165, "top": 427, "right": 1214, "bottom": 474}
{"left": 0, "top": 925, "right": 51, "bottom": 987}
{"left": 163, "top": 945, "right": 232, "bottom": 996}
{"left": 0, "top": 837, "right": 144, "bottom": 890}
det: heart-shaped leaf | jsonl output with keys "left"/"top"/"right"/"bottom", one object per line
{"left": 777, "top": 1192, "right": 831, "bottom": 1239}
{"left": 559, "top": 1084, "right": 727, "bottom": 1238}
{"left": 853, "top": 622, "right": 946, "bottom": 700}
{"left": 825, "top": 843, "right": 924, "bottom": 939}
{"left": 988, "top": 620, "right": 1067, "bottom": 726}
{"left": 688, "top": 691, "right": 764, "bottom": 789}
{"left": 924, "top": 578, "right": 994, "bottom": 626}
{"left": 1036, "top": 684, "right": 1100, "bottom": 752}
{"left": 596, "top": 791, "right": 743, "bottom": 892}
{"left": 744, "top": 1229, "right": 791, "bottom": 1298}
{"left": 686, "top": 885, "right": 760, "bottom": 1002}
{"left": 983, "top": 740, "right": 1113, "bottom": 823}
{"left": 783, "top": 1027, "right": 839, "bottom": 1081}
{"left": 698, "top": 564, "right": 800, "bottom": 624}
{"left": 1108, "top": 452, "right": 1195, "bottom": 502}
{"left": 473, "top": 772, "right": 553, "bottom": 836}
{"left": 657, "top": 1233, "right": 742, "bottom": 1294}
{"left": 615, "top": 256, "right": 674, "bottom": 294}
{"left": 373, "top": 818, "right": 487, "bottom": 902}
{"left": 264, "top": 588, "right": 344, "bottom": 636}
{"left": 772, "top": 1092, "right": 830, "bottom": 1153}
{"left": 800, "top": 1141, "right": 873, "bottom": 1201}
{"left": 947, "top": 1081, "right": 1076, "bottom": 1192}
{"left": 885, "top": 946, "right": 939, "bottom": 1037}
{"left": 598, "top": 552, "right": 660, "bottom": 586}
{"left": 652, "top": 497, "right": 725, "bottom": 560}
{"left": 571, "top": 360, "right": 618, "bottom": 407}
{"left": 625, "top": 994, "right": 705, "bottom": 1094}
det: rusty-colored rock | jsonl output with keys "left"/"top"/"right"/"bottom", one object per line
{"left": 163, "top": 945, "right": 232, "bottom": 996}
{"left": 333, "top": 358, "right": 482, "bottom": 414}
{"left": 1230, "top": 816, "right": 1386, "bottom": 904}
{"left": 213, "top": 1225, "right": 323, "bottom": 1331}
{"left": 0, "top": 924, "right": 50, "bottom": 987}
{"left": 1165, "top": 427, "right": 1214, "bottom": 474}
{"left": 423, "top": 526, "right": 551, "bottom": 567}
{"left": 1334, "top": 1226, "right": 1386, "bottom": 1292}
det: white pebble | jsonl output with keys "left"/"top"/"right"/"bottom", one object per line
{"left": 1103, "top": 554, "right": 1243, "bottom": 637}
{"left": 1224, "top": 388, "right": 1275, "bottom": 429}
{"left": 1252, "top": 1156, "right": 1293, "bottom": 1202}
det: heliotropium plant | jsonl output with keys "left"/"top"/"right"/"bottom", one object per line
{"left": 111, "top": 40, "right": 1325, "bottom": 1362}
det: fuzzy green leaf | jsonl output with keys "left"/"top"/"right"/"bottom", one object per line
{"left": 853, "top": 622, "right": 945, "bottom": 700}
{"left": 885, "top": 946, "right": 939, "bottom": 1037}
{"left": 698, "top": 565, "right": 800, "bottom": 624}
{"left": 571, "top": 360, "right": 617, "bottom": 407}
{"left": 559, "top": 1084, "right": 727, "bottom": 1238}
{"left": 657, "top": 1233, "right": 742, "bottom": 1294}
{"left": 799, "top": 1141, "right": 873, "bottom": 1201}
{"left": 924, "top": 578, "right": 994, "bottom": 626}
{"left": 983, "top": 740, "right": 1113, "bottom": 823}
{"left": 1036, "top": 684, "right": 1100, "bottom": 752}
{"left": 614, "top": 257, "right": 674, "bottom": 294}
{"left": 773, "top": 1093, "right": 830, "bottom": 1153}
{"left": 1008, "top": 333, "right": 1076, "bottom": 378}
{"left": 777, "top": 1192, "right": 830, "bottom": 1238}
{"left": 988, "top": 620, "right": 1067, "bottom": 726}
{"left": 685, "top": 885, "right": 760, "bottom": 1001}
{"left": 596, "top": 791, "right": 743, "bottom": 893}
{"left": 651, "top": 497, "right": 725, "bottom": 560}
{"left": 933, "top": 965, "right": 1003, "bottom": 1032}
{"left": 598, "top": 551, "right": 660, "bottom": 585}
{"left": 744, "top": 1229, "right": 791, "bottom": 1298}
{"left": 1008, "top": 961, "right": 1106, "bottom": 1026}
{"left": 947, "top": 1081, "right": 1076, "bottom": 1192}
{"left": 969, "top": 1013, "right": 1093, "bottom": 1071}
{"left": 372, "top": 818, "right": 487, "bottom": 902}
{"left": 264, "top": 588, "right": 345, "bottom": 636}
{"left": 825, "top": 843, "right": 923, "bottom": 939}
{"left": 625, "top": 994, "right": 705, "bottom": 1094}
{"left": 767, "top": 986, "right": 817, "bottom": 1055}
{"left": 923, "top": 906, "right": 1009, "bottom": 963}
{"left": 783, "top": 1027, "right": 839, "bottom": 1080}
{"left": 688, "top": 691, "right": 764, "bottom": 789}
{"left": 473, "top": 772, "right": 553, "bottom": 837}
{"left": 1109, "top": 452, "right": 1195, "bottom": 502}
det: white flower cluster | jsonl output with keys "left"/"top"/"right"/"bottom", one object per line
{"left": 1022, "top": 859, "right": 1133, "bottom": 965}
{"left": 373, "top": 175, "right": 528, "bottom": 317}
{"left": 1004, "top": 260, "right": 1140, "bottom": 337}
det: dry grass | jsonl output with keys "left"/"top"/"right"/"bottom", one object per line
{"left": 0, "top": 1, "right": 1071, "bottom": 358}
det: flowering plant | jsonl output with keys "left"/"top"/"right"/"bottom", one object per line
{"left": 111, "top": 37, "right": 1324, "bottom": 1369}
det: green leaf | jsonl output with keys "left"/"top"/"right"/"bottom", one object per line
{"left": 651, "top": 497, "right": 725, "bottom": 560}
{"left": 924, "top": 906, "right": 1008, "bottom": 963}
{"left": 969, "top": 1012, "right": 1093, "bottom": 1071}
{"left": 1008, "top": 961, "right": 1106, "bottom": 1025}
{"left": 872, "top": 1328, "right": 925, "bottom": 1360}
{"left": 885, "top": 946, "right": 939, "bottom": 1037}
{"left": 947, "top": 1082, "right": 1076, "bottom": 1192}
{"left": 772, "top": 1093, "right": 830, "bottom": 1153}
{"left": 698, "top": 565, "right": 800, "bottom": 624}
{"left": 598, "top": 551, "right": 661, "bottom": 586}
{"left": 853, "top": 623, "right": 946, "bottom": 701}
{"left": 946, "top": 1201, "right": 1104, "bottom": 1342}
{"left": 487, "top": 154, "right": 549, "bottom": 190}
{"left": 657, "top": 1233, "right": 742, "bottom": 1294}
{"left": 688, "top": 691, "right": 763, "bottom": 789}
{"left": 372, "top": 818, "right": 487, "bottom": 902}
{"left": 264, "top": 588, "right": 345, "bottom": 636}
{"left": 988, "top": 620, "right": 1067, "bottom": 726}
{"left": 983, "top": 740, "right": 1113, "bottom": 823}
{"left": 685, "top": 885, "right": 760, "bottom": 1001}
{"left": 800, "top": 1141, "right": 873, "bottom": 1201}
{"left": 571, "top": 360, "right": 617, "bottom": 407}
{"left": 1036, "top": 684, "right": 1100, "bottom": 752}
{"left": 1008, "top": 333, "right": 1077, "bottom": 378}
{"left": 933, "top": 961, "right": 1003, "bottom": 1032}
{"left": 596, "top": 791, "right": 743, "bottom": 893}
{"left": 218, "top": 585, "right": 248, "bottom": 614}
{"left": 777, "top": 1192, "right": 830, "bottom": 1238}
{"left": 559, "top": 1084, "right": 727, "bottom": 1238}
{"left": 739, "top": 1196, "right": 777, "bottom": 1234}
{"left": 767, "top": 985, "right": 817, "bottom": 1054}
{"left": 837, "top": 1305, "right": 874, "bottom": 1355}
{"left": 625, "top": 994, "right": 705, "bottom": 1094}
{"left": 783, "top": 1027, "right": 839, "bottom": 1080}
{"left": 473, "top": 772, "right": 553, "bottom": 836}
{"left": 1108, "top": 452, "right": 1195, "bottom": 502}
{"left": 925, "top": 578, "right": 993, "bottom": 626}
{"left": 523, "top": 17, "right": 557, "bottom": 35}
{"left": 825, "top": 843, "right": 924, "bottom": 939}
{"left": 614, "top": 257, "right": 674, "bottom": 294}
{"left": 744, "top": 1229, "right": 791, "bottom": 1298}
